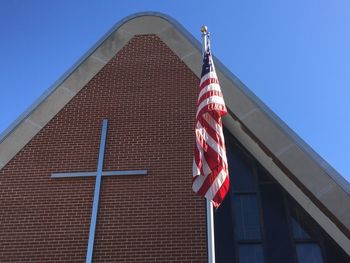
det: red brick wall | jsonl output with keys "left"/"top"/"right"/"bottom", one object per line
{"left": 0, "top": 35, "right": 207, "bottom": 262}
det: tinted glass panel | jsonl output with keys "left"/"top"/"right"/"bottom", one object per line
{"left": 260, "top": 184, "right": 294, "bottom": 263}
{"left": 288, "top": 198, "right": 319, "bottom": 240}
{"left": 215, "top": 193, "right": 236, "bottom": 262}
{"left": 225, "top": 135, "right": 256, "bottom": 192}
{"left": 296, "top": 244, "right": 323, "bottom": 263}
{"left": 291, "top": 217, "right": 311, "bottom": 240}
{"left": 233, "top": 194, "right": 261, "bottom": 240}
{"left": 239, "top": 244, "right": 264, "bottom": 263}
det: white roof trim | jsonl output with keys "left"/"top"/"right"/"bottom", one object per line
{"left": 0, "top": 12, "right": 349, "bottom": 254}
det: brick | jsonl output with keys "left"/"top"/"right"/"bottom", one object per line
{"left": 0, "top": 35, "right": 206, "bottom": 262}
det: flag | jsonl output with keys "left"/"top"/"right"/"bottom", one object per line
{"left": 192, "top": 36, "right": 229, "bottom": 208}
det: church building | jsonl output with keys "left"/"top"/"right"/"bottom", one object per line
{"left": 0, "top": 12, "right": 349, "bottom": 262}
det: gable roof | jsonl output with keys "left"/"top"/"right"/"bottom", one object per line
{"left": 1, "top": 12, "right": 349, "bottom": 254}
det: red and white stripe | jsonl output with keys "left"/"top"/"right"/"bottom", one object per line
{"left": 192, "top": 67, "right": 230, "bottom": 208}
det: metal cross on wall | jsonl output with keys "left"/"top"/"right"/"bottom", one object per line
{"left": 51, "top": 119, "right": 147, "bottom": 263}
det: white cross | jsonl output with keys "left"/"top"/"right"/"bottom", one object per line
{"left": 51, "top": 119, "right": 147, "bottom": 263}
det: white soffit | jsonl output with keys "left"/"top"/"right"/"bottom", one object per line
{"left": 0, "top": 12, "right": 349, "bottom": 254}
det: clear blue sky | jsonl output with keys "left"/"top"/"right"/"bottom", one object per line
{"left": 1, "top": 1, "right": 349, "bottom": 182}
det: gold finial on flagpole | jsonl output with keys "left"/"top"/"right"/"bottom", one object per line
{"left": 201, "top": 25, "right": 208, "bottom": 34}
{"left": 201, "top": 26, "right": 209, "bottom": 55}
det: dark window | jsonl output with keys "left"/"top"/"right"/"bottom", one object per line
{"left": 226, "top": 138, "right": 256, "bottom": 192}
{"left": 288, "top": 198, "right": 324, "bottom": 263}
{"left": 215, "top": 130, "right": 349, "bottom": 263}
{"left": 296, "top": 244, "right": 323, "bottom": 263}
{"left": 216, "top": 131, "right": 265, "bottom": 262}
{"left": 291, "top": 217, "right": 311, "bottom": 240}
{"left": 215, "top": 194, "right": 236, "bottom": 262}
{"left": 259, "top": 182, "right": 294, "bottom": 263}
{"left": 233, "top": 194, "right": 261, "bottom": 240}
{"left": 239, "top": 244, "right": 264, "bottom": 263}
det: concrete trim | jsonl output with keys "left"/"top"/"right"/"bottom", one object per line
{"left": 24, "top": 118, "right": 43, "bottom": 130}
{"left": 0, "top": 12, "right": 349, "bottom": 253}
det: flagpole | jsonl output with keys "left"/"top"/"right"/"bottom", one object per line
{"left": 201, "top": 26, "right": 216, "bottom": 263}
{"left": 206, "top": 198, "right": 216, "bottom": 263}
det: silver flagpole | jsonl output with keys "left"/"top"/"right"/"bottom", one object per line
{"left": 206, "top": 199, "right": 216, "bottom": 263}
{"left": 201, "top": 26, "right": 216, "bottom": 263}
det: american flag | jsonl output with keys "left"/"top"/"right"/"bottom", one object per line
{"left": 192, "top": 37, "right": 229, "bottom": 208}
